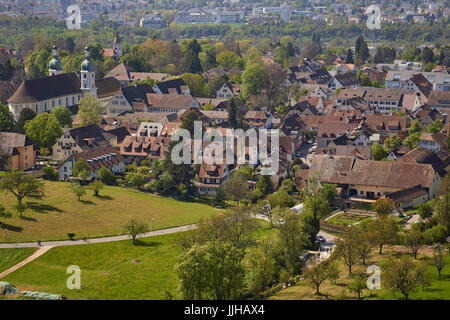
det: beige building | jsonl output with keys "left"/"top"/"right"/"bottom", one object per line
{"left": 0, "top": 133, "right": 35, "bottom": 171}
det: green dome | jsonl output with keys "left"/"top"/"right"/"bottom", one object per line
{"left": 81, "top": 59, "right": 95, "bottom": 72}
{"left": 49, "top": 57, "right": 62, "bottom": 71}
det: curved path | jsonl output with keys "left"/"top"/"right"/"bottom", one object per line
{"left": 0, "top": 246, "right": 53, "bottom": 279}
{"left": 0, "top": 224, "right": 197, "bottom": 249}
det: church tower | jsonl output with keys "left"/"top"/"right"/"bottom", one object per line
{"left": 80, "top": 47, "right": 97, "bottom": 96}
{"left": 113, "top": 33, "right": 121, "bottom": 60}
{"left": 49, "top": 45, "right": 63, "bottom": 76}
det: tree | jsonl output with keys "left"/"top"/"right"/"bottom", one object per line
{"left": 99, "top": 166, "right": 115, "bottom": 185}
{"left": 72, "top": 159, "right": 91, "bottom": 179}
{"left": 408, "top": 119, "right": 422, "bottom": 135}
{"left": 267, "top": 189, "right": 295, "bottom": 209}
{"left": 180, "top": 109, "right": 203, "bottom": 136}
{"left": 0, "top": 205, "right": 12, "bottom": 225}
{"left": 15, "top": 107, "right": 36, "bottom": 133}
{"left": 0, "top": 171, "right": 45, "bottom": 217}
{"left": 24, "top": 112, "right": 62, "bottom": 150}
{"left": 434, "top": 173, "right": 449, "bottom": 229}
{"left": 180, "top": 73, "right": 208, "bottom": 97}
{"left": 71, "top": 184, "right": 86, "bottom": 201}
{"left": 303, "top": 258, "right": 337, "bottom": 295}
{"left": 372, "top": 198, "right": 396, "bottom": 218}
{"left": 241, "top": 62, "right": 266, "bottom": 99}
{"left": 175, "top": 242, "right": 245, "bottom": 300}
{"left": 345, "top": 48, "right": 354, "bottom": 64}
{"left": 223, "top": 174, "right": 249, "bottom": 205}
{"left": 336, "top": 227, "right": 360, "bottom": 274}
{"left": 89, "top": 180, "right": 104, "bottom": 197}
{"left": 42, "top": 165, "right": 58, "bottom": 181}
{"left": 425, "top": 120, "right": 444, "bottom": 134}
{"left": 415, "top": 201, "right": 433, "bottom": 219}
{"left": 355, "top": 228, "right": 372, "bottom": 265}
{"left": 125, "top": 171, "right": 147, "bottom": 190}
{"left": 382, "top": 255, "right": 429, "bottom": 300}
{"left": 403, "top": 229, "right": 424, "bottom": 259}
{"left": 271, "top": 207, "right": 308, "bottom": 273}
{"left": 50, "top": 106, "right": 73, "bottom": 127}
{"left": 77, "top": 94, "right": 105, "bottom": 126}
{"left": 124, "top": 220, "right": 149, "bottom": 245}
{"left": 216, "top": 50, "right": 244, "bottom": 69}
{"left": 383, "top": 134, "right": 402, "bottom": 153}
{"left": 372, "top": 143, "right": 387, "bottom": 160}
{"left": 432, "top": 244, "right": 447, "bottom": 278}
{"left": 184, "top": 39, "right": 202, "bottom": 74}
{"left": 424, "top": 224, "right": 448, "bottom": 244}
{"left": 244, "top": 237, "right": 277, "bottom": 295}
{"left": 367, "top": 217, "right": 399, "bottom": 254}
{"left": 347, "top": 274, "right": 367, "bottom": 299}
{"left": 403, "top": 132, "right": 421, "bottom": 149}
{"left": 0, "top": 104, "right": 15, "bottom": 132}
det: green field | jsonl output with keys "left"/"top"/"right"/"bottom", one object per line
{"left": 0, "top": 248, "right": 36, "bottom": 273}
{"left": 269, "top": 248, "right": 450, "bottom": 300}
{"left": 0, "top": 181, "right": 220, "bottom": 243}
{"left": 1, "top": 233, "right": 184, "bottom": 300}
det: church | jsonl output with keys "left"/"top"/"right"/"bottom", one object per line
{"left": 7, "top": 42, "right": 123, "bottom": 120}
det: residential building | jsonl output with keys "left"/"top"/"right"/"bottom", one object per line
{"left": 0, "top": 132, "right": 35, "bottom": 170}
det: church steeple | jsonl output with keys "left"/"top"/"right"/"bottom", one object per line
{"left": 49, "top": 45, "right": 63, "bottom": 76}
{"left": 113, "top": 33, "right": 121, "bottom": 60}
{"left": 80, "top": 47, "right": 97, "bottom": 96}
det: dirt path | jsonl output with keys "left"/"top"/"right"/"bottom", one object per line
{"left": 0, "top": 246, "right": 53, "bottom": 279}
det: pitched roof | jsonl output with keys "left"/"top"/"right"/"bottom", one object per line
{"left": 334, "top": 73, "right": 359, "bottom": 86}
{"left": 397, "top": 147, "right": 447, "bottom": 176}
{"left": 65, "top": 125, "right": 114, "bottom": 150}
{"left": 306, "top": 155, "right": 436, "bottom": 189}
{"left": 146, "top": 93, "right": 194, "bottom": 109}
{"left": 105, "top": 63, "right": 135, "bottom": 82}
{"left": 96, "top": 77, "right": 121, "bottom": 99}
{"left": 0, "top": 132, "right": 33, "bottom": 155}
{"left": 73, "top": 145, "right": 124, "bottom": 170}
{"left": 8, "top": 73, "right": 81, "bottom": 103}
{"left": 121, "top": 83, "right": 155, "bottom": 107}
{"left": 154, "top": 78, "right": 188, "bottom": 94}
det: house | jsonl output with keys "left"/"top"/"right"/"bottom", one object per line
{"left": 385, "top": 71, "right": 450, "bottom": 91}
{"left": 316, "top": 122, "right": 359, "bottom": 147}
{"left": 419, "top": 132, "right": 447, "bottom": 153}
{"left": 216, "top": 82, "right": 235, "bottom": 99}
{"left": 327, "top": 72, "right": 361, "bottom": 91}
{"left": 0, "top": 132, "right": 35, "bottom": 171}
{"left": 146, "top": 94, "right": 199, "bottom": 113}
{"left": 118, "top": 83, "right": 156, "bottom": 115}
{"left": 400, "top": 92, "right": 427, "bottom": 112}
{"left": 199, "top": 110, "right": 229, "bottom": 125}
{"left": 397, "top": 147, "right": 448, "bottom": 177}
{"left": 297, "top": 155, "right": 440, "bottom": 201}
{"left": 386, "top": 185, "right": 430, "bottom": 209}
{"left": 119, "top": 135, "right": 170, "bottom": 164}
{"left": 363, "top": 115, "right": 408, "bottom": 139}
{"left": 414, "top": 107, "right": 446, "bottom": 127}
{"left": 243, "top": 110, "right": 269, "bottom": 128}
{"left": 362, "top": 66, "right": 392, "bottom": 84}
{"left": 136, "top": 122, "right": 164, "bottom": 137}
{"left": 58, "top": 145, "right": 125, "bottom": 180}
{"left": 105, "top": 62, "right": 168, "bottom": 87}
{"left": 401, "top": 73, "right": 433, "bottom": 98}
{"left": 292, "top": 100, "right": 320, "bottom": 115}
{"left": 426, "top": 90, "right": 450, "bottom": 110}
{"left": 152, "top": 78, "right": 190, "bottom": 95}
{"left": 197, "top": 162, "right": 230, "bottom": 195}
{"left": 52, "top": 125, "right": 117, "bottom": 160}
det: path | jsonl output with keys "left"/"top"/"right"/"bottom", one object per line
{"left": 405, "top": 214, "right": 420, "bottom": 230}
{"left": 0, "top": 224, "right": 197, "bottom": 249}
{"left": 0, "top": 246, "right": 53, "bottom": 279}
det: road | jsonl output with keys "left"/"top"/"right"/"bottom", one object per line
{"left": 0, "top": 224, "right": 197, "bottom": 249}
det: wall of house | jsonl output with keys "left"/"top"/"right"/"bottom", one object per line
{"left": 9, "top": 94, "right": 82, "bottom": 119}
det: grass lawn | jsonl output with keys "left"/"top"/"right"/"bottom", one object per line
{"left": 1, "top": 233, "right": 184, "bottom": 300}
{"left": 0, "top": 181, "right": 220, "bottom": 243}
{"left": 269, "top": 248, "right": 450, "bottom": 300}
{"left": 0, "top": 248, "right": 36, "bottom": 273}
